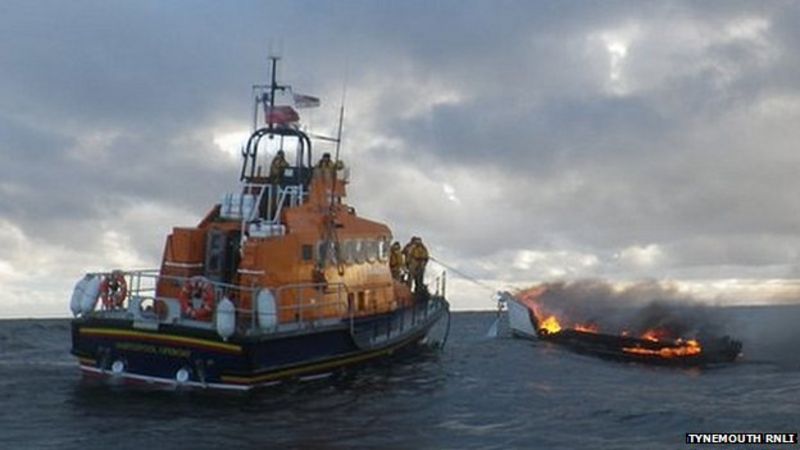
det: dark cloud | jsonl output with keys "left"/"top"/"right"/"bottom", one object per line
{"left": 1, "top": 1, "right": 800, "bottom": 315}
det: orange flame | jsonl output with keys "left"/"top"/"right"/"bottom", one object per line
{"left": 641, "top": 328, "right": 669, "bottom": 342}
{"left": 538, "top": 315, "right": 562, "bottom": 334}
{"left": 574, "top": 323, "right": 599, "bottom": 333}
{"left": 622, "top": 339, "right": 702, "bottom": 358}
{"left": 525, "top": 296, "right": 702, "bottom": 359}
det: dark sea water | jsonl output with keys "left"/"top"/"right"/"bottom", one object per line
{"left": 1, "top": 308, "right": 799, "bottom": 450}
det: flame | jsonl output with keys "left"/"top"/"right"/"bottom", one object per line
{"left": 525, "top": 296, "right": 702, "bottom": 359}
{"left": 622, "top": 339, "right": 702, "bottom": 358}
{"left": 538, "top": 315, "right": 562, "bottom": 334}
{"left": 531, "top": 303, "right": 596, "bottom": 335}
{"left": 640, "top": 328, "right": 669, "bottom": 342}
{"left": 574, "top": 323, "right": 599, "bottom": 333}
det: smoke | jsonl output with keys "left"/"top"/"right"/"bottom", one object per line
{"left": 517, "top": 279, "right": 727, "bottom": 339}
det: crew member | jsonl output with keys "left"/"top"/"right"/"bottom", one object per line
{"left": 389, "top": 241, "right": 405, "bottom": 281}
{"left": 402, "top": 238, "right": 415, "bottom": 286}
{"left": 267, "top": 150, "right": 289, "bottom": 215}
{"left": 407, "top": 237, "right": 429, "bottom": 292}
{"left": 269, "top": 150, "right": 289, "bottom": 183}
{"left": 315, "top": 152, "right": 344, "bottom": 178}
{"left": 316, "top": 152, "right": 334, "bottom": 171}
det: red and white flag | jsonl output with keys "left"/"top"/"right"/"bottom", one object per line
{"left": 264, "top": 105, "right": 299, "bottom": 125}
{"left": 292, "top": 93, "right": 321, "bottom": 109}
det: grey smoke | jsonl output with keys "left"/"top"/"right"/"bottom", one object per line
{"left": 519, "top": 279, "right": 727, "bottom": 339}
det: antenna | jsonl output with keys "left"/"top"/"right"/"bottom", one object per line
{"left": 333, "top": 102, "right": 345, "bottom": 162}
{"left": 330, "top": 72, "right": 349, "bottom": 206}
{"left": 334, "top": 64, "right": 349, "bottom": 163}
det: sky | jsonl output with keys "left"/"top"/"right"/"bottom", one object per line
{"left": 2, "top": 0, "right": 800, "bottom": 317}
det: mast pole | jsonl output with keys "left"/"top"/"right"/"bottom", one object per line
{"left": 334, "top": 104, "right": 344, "bottom": 162}
{"left": 252, "top": 86, "right": 259, "bottom": 132}
{"left": 333, "top": 72, "right": 347, "bottom": 162}
{"left": 267, "top": 56, "right": 279, "bottom": 131}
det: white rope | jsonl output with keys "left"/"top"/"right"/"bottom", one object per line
{"left": 429, "top": 256, "right": 497, "bottom": 293}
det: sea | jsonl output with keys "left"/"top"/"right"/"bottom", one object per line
{"left": 1, "top": 307, "right": 799, "bottom": 450}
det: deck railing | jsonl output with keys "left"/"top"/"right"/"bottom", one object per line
{"left": 84, "top": 270, "right": 352, "bottom": 335}
{"left": 81, "top": 266, "right": 446, "bottom": 338}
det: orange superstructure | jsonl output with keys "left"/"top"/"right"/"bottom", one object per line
{"left": 152, "top": 58, "right": 417, "bottom": 327}
{"left": 156, "top": 167, "right": 411, "bottom": 324}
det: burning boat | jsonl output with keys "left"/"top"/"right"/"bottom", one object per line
{"left": 500, "top": 289, "right": 741, "bottom": 366}
{"left": 69, "top": 57, "right": 450, "bottom": 390}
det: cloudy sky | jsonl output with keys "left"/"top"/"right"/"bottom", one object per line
{"left": 3, "top": 0, "right": 800, "bottom": 317}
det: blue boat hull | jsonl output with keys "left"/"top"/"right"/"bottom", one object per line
{"left": 71, "top": 297, "right": 449, "bottom": 390}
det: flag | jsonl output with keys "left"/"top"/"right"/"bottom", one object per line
{"left": 261, "top": 92, "right": 300, "bottom": 125}
{"left": 264, "top": 105, "right": 299, "bottom": 125}
{"left": 293, "top": 93, "right": 321, "bottom": 109}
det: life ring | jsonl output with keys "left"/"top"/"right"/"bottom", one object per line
{"left": 179, "top": 276, "right": 215, "bottom": 321}
{"left": 99, "top": 271, "right": 127, "bottom": 309}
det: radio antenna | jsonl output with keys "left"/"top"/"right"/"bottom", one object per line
{"left": 334, "top": 66, "right": 348, "bottom": 162}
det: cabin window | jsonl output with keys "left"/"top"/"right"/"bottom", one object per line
{"left": 374, "top": 240, "right": 382, "bottom": 262}
{"left": 365, "top": 240, "right": 377, "bottom": 263}
{"left": 330, "top": 241, "right": 341, "bottom": 265}
{"left": 383, "top": 238, "right": 392, "bottom": 262}
{"left": 301, "top": 245, "right": 313, "bottom": 261}
{"left": 353, "top": 240, "right": 365, "bottom": 264}
{"left": 377, "top": 239, "right": 388, "bottom": 262}
{"left": 316, "top": 240, "right": 339, "bottom": 266}
{"left": 342, "top": 240, "right": 355, "bottom": 264}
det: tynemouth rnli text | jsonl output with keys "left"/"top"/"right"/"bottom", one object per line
{"left": 686, "top": 433, "right": 797, "bottom": 445}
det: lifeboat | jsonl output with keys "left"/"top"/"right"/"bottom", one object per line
{"left": 500, "top": 291, "right": 741, "bottom": 367}
{"left": 69, "top": 57, "right": 450, "bottom": 390}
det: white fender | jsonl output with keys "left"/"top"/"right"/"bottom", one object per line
{"left": 215, "top": 296, "right": 236, "bottom": 341}
{"left": 81, "top": 275, "right": 102, "bottom": 315}
{"left": 71, "top": 274, "right": 101, "bottom": 317}
{"left": 256, "top": 289, "right": 277, "bottom": 329}
{"left": 70, "top": 276, "right": 89, "bottom": 317}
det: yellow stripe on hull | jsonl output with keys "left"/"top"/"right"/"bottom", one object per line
{"left": 77, "top": 357, "right": 96, "bottom": 366}
{"left": 79, "top": 327, "right": 242, "bottom": 354}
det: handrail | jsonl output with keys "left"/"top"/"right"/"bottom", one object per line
{"left": 83, "top": 268, "right": 448, "bottom": 348}
{"left": 238, "top": 182, "right": 306, "bottom": 244}
{"left": 90, "top": 270, "right": 357, "bottom": 333}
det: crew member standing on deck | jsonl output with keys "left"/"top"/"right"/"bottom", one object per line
{"left": 267, "top": 150, "right": 289, "bottom": 214}
{"left": 314, "top": 153, "right": 345, "bottom": 207}
{"left": 316, "top": 152, "right": 334, "bottom": 171}
{"left": 407, "top": 237, "right": 429, "bottom": 293}
{"left": 389, "top": 241, "right": 405, "bottom": 281}
{"left": 315, "top": 152, "right": 335, "bottom": 182}
{"left": 269, "top": 150, "right": 289, "bottom": 182}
